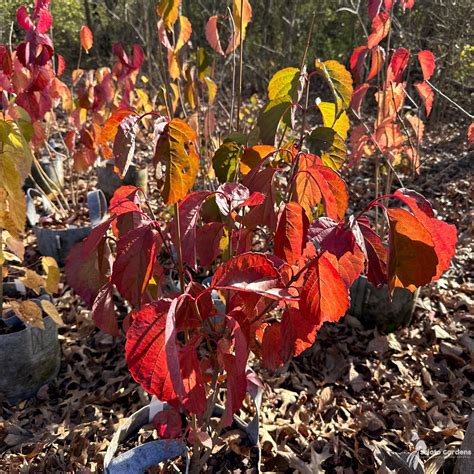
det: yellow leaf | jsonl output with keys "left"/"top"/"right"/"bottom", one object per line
{"left": 156, "top": 0, "right": 182, "bottom": 31}
{"left": 10, "top": 300, "right": 44, "bottom": 329}
{"left": 268, "top": 67, "right": 301, "bottom": 102}
{"left": 41, "top": 300, "right": 63, "bottom": 326}
{"left": 308, "top": 127, "right": 347, "bottom": 170}
{"left": 204, "top": 77, "right": 218, "bottom": 105}
{"left": 20, "top": 269, "right": 45, "bottom": 294}
{"left": 226, "top": 0, "right": 252, "bottom": 54}
{"left": 155, "top": 118, "right": 199, "bottom": 204}
{"left": 314, "top": 60, "right": 353, "bottom": 113}
{"left": 41, "top": 256, "right": 60, "bottom": 294}
{"left": 175, "top": 16, "right": 192, "bottom": 52}
{"left": 317, "top": 101, "right": 350, "bottom": 140}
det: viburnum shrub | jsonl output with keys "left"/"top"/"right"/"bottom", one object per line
{"left": 348, "top": 0, "right": 437, "bottom": 176}
{"left": 0, "top": 0, "right": 70, "bottom": 149}
{"left": 65, "top": 0, "right": 457, "bottom": 468}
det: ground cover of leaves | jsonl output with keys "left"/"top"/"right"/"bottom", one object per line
{"left": 0, "top": 120, "right": 472, "bottom": 473}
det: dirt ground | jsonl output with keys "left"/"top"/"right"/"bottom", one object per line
{"left": 0, "top": 118, "right": 472, "bottom": 473}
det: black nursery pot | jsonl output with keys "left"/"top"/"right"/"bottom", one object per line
{"left": 0, "top": 294, "right": 61, "bottom": 403}
{"left": 350, "top": 275, "right": 419, "bottom": 331}
{"left": 104, "top": 385, "right": 263, "bottom": 473}
{"left": 26, "top": 189, "right": 107, "bottom": 265}
{"left": 97, "top": 160, "right": 148, "bottom": 200}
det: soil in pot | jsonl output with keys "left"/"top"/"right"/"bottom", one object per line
{"left": 350, "top": 275, "right": 419, "bottom": 331}
{"left": 26, "top": 189, "right": 107, "bottom": 265}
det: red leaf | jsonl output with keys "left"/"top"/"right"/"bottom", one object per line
{"left": 351, "top": 83, "right": 370, "bottom": 117}
{"left": 356, "top": 218, "right": 388, "bottom": 288}
{"left": 162, "top": 296, "right": 207, "bottom": 414}
{"left": 238, "top": 192, "right": 266, "bottom": 208}
{"left": 36, "top": 8, "right": 52, "bottom": 33}
{"left": 418, "top": 50, "right": 435, "bottom": 81}
{"left": 101, "top": 109, "right": 137, "bottom": 155}
{"left": 401, "top": 0, "right": 415, "bottom": 11}
{"left": 91, "top": 282, "right": 118, "bottom": 336}
{"left": 308, "top": 219, "right": 365, "bottom": 287}
{"left": 196, "top": 222, "right": 226, "bottom": 267}
{"left": 152, "top": 408, "right": 182, "bottom": 439}
{"left": 126, "top": 300, "right": 178, "bottom": 403}
{"left": 172, "top": 191, "right": 213, "bottom": 270}
{"left": 281, "top": 307, "right": 318, "bottom": 359}
{"left": 177, "top": 341, "right": 207, "bottom": 415}
{"left": 113, "top": 115, "right": 138, "bottom": 179}
{"left": 212, "top": 253, "right": 294, "bottom": 300}
{"left": 66, "top": 239, "right": 111, "bottom": 307}
{"left": 219, "top": 316, "right": 248, "bottom": 426}
{"left": 367, "top": 12, "right": 390, "bottom": 49}
{"left": 261, "top": 323, "right": 284, "bottom": 370}
{"left": 368, "top": 0, "right": 383, "bottom": 18}
{"left": 73, "top": 147, "right": 96, "bottom": 172}
{"left": 274, "top": 202, "right": 309, "bottom": 265}
{"left": 205, "top": 16, "right": 224, "bottom": 55}
{"left": 80, "top": 25, "right": 93, "bottom": 52}
{"left": 468, "top": 122, "right": 474, "bottom": 144}
{"left": 350, "top": 46, "right": 368, "bottom": 84}
{"left": 386, "top": 47, "right": 410, "bottom": 84}
{"left": 414, "top": 81, "right": 434, "bottom": 117}
{"left": 216, "top": 183, "right": 249, "bottom": 216}
{"left": 300, "top": 254, "right": 350, "bottom": 326}
{"left": 16, "top": 6, "right": 33, "bottom": 30}
{"left": 111, "top": 223, "right": 160, "bottom": 306}
{"left": 240, "top": 164, "right": 278, "bottom": 230}
{"left": 56, "top": 54, "right": 66, "bottom": 77}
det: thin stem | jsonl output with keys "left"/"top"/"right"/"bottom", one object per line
{"left": 174, "top": 202, "right": 185, "bottom": 292}
{"left": 228, "top": 7, "right": 237, "bottom": 132}
{"left": 426, "top": 80, "right": 473, "bottom": 119}
{"left": 236, "top": 0, "right": 244, "bottom": 132}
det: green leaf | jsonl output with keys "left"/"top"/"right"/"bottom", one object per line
{"left": 212, "top": 142, "right": 242, "bottom": 183}
{"left": 314, "top": 60, "right": 353, "bottom": 114}
{"left": 307, "top": 127, "right": 346, "bottom": 170}
{"left": 257, "top": 97, "right": 292, "bottom": 146}
{"left": 268, "top": 67, "right": 301, "bottom": 102}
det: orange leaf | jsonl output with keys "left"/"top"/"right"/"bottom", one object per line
{"left": 154, "top": 118, "right": 199, "bottom": 205}
{"left": 300, "top": 254, "right": 350, "bottom": 326}
{"left": 418, "top": 50, "right": 435, "bottom": 81}
{"left": 387, "top": 207, "right": 439, "bottom": 291}
{"left": 414, "top": 81, "right": 434, "bottom": 117}
{"left": 240, "top": 145, "right": 275, "bottom": 174}
{"left": 367, "top": 12, "right": 390, "bottom": 49}
{"left": 393, "top": 189, "right": 457, "bottom": 281}
{"left": 156, "top": 0, "right": 182, "bottom": 31}
{"left": 80, "top": 25, "right": 93, "bottom": 52}
{"left": 367, "top": 46, "right": 385, "bottom": 81}
{"left": 205, "top": 16, "right": 224, "bottom": 55}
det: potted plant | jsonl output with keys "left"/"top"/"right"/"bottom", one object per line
{"left": 0, "top": 115, "right": 61, "bottom": 403}
{"left": 66, "top": 38, "right": 456, "bottom": 474}
{"left": 0, "top": 251, "right": 62, "bottom": 403}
